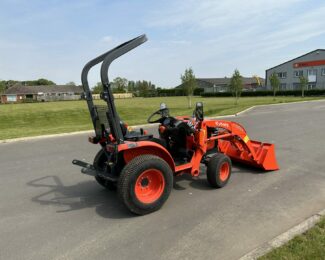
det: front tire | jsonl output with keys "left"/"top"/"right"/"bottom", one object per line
{"left": 118, "top": 154, "right": 173, "bottom": 215}
{"left": 206, "top": 153, "right": 232, "bottom": 188}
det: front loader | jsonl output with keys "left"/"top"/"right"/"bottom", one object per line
{"left": 72, "top": 34, "right": 279, "bottom": 215}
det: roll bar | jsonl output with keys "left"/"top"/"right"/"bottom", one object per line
{"left": 80, "top": 34, "right": 147, "bottom": 143}
{"left": 81, "top": 34, "right": 147, "bottom": 95}
{"left": 99, "top": 35, "right": 147, "bottom": 143}
{"left": 100, "top": 34, "right": 147, "bottom": 86}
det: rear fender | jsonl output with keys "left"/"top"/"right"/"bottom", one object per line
{"left": 118, "top": 141, "right": 175, "bottom": 172}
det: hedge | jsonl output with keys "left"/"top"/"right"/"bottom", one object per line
{"left": 157, "top": 88, "right": 184, "bottom": 96}
{"left": 156, "top": 88, "right": 204, "bottom": 97}
{"left": 201, "top": 89, "right": 325, "bottom": 97}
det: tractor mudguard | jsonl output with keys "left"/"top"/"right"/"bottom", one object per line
{"left": 118, "top": 141, "right": 176, "bottom": 172}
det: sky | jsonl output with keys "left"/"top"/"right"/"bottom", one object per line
{"left": 1, "top": 0, "right": 325, "bottom": 88}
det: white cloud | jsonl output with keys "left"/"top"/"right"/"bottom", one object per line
{"left": 140, "top": 0, "right": 325, "bottom": 85}
{"left": 1, "top": 0, "right": 325, "bottom": 87}
{"left": 148, "top": 0, "right": 304, "bottom": 29}
{"left": 102, "top": 36, "right": 113, "bottom": 43}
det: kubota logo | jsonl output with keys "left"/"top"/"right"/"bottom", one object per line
{"left": 215, "top": 122, "right": 229, "bottom": 128}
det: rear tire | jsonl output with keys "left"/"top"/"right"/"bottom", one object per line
{"left": 93, "top": 149, "right": 116, "bottom": 190}
{"left": 118, "top": 154, "right": 173, "bottom": 215}
{"left": 206, "top": 153, "right": 232, "bottom": 188}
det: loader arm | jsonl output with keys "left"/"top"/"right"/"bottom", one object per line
{"left": 204, "top": 119, "right": 279, "bottom": 171}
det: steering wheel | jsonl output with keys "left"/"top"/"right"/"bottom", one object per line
{"left": 147, "top": 108, "right": 169, "bottom": 124}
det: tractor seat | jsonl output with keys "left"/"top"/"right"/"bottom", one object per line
{"left": 121, "top": 124, "right": 153, "bottom": 141}
{"left": 148, "top": 137, "right": 168, "bottom": 149}
{"left": 124, "top": 130, "right": 153, "bottom": 141}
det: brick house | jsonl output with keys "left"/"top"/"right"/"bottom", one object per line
{"left": 1, "top": 84, "right": 83, "bottom": 103}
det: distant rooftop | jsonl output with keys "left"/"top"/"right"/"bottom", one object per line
{"left": 266, "top": 49, "right": 325, "bottom": 71}
{"left": 4, "top": 84, "right": 83, "bottom": 95}
{"left": 197, "top": 77, "right": 264, "bottom": 86}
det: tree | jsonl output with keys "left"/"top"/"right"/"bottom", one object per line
{"left": 5, "top": 80, "right": 19, "bottom": 88}
{"left": 92, "top": 82, "right": 103, "bottom": 94}
{"left": 269, "top": 72, "right": 280, "bottom": 101}
{"left": 181, "top": 67, "right": 196, "bottom": 108}
{"left": 0, "top": 81, "right": 6, "bottom": 94}
{"left": 299, "top": 75, "right": 308, "bottom": 98}
{"left": 91, "top": 78, "right": 159, "bottom": 97}
{"left": 127, "top": 80, "right": 136, "bottom": 93}
{"left": 229, "top": 69, "right": 243, "bottom": 105}
{"left": 66, "top": 81, "right": 76, "bottom": 86}
{"left": 28, "top": 78, "right": 55, "bottom": 85}
{"left": 112, "top": 77, "right": 128, "bottom": 93}
{"left": 139, "top": 80, "right": 149, "bottom": 97}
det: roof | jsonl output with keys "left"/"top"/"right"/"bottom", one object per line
{"left": 3, "top": 85, "right": 83, "bottom": 95}
{"left": 197, "top": 77, "right": 264, "bottom": 86}
{"left": 266, "top": 49, "right": 325, "bottom": 71}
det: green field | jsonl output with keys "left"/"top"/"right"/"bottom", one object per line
{"left": 259, "top": 217, "right": 325, "bottom": 260}
{"left": 0, "top": 96, "right": 324, "bottom": 140}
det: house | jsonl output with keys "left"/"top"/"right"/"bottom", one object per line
{"left": 265, "top": 49, "right": 325, "bottom": 90}
{"left": 195, "top": 77, "right": 264, "bottom": 93}
{"left": 175, "top": 77, "right": 264, "bottom": 93}
{"left": 1, "top": 84, "right": 84, "bottom": 103}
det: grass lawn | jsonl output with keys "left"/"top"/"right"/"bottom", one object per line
{"left": 259, "top": 217, "right": 325, "bottom": 260}
{"left": 0, "top": 96, "right": 324, "bottom": 140}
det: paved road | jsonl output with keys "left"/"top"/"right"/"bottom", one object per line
{"left": 1, "top": 101, "right": 325, "bottom": 260}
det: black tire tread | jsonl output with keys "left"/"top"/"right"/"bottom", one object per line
{"left": 118, "top": 154, "right": 173, "bottom": 215}
{"left": 207, "top": 153, "right": 232, "bottom": 188}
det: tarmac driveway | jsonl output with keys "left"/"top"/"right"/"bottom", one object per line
{"left": 0, "top": 100, "right": 324, "bottom": 260}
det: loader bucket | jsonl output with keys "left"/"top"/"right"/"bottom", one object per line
{"left": 218, "top": 139, "right": 279, "bottom": 171}
{"left": 249, "top": 140, "right": 279, "bottom": 170}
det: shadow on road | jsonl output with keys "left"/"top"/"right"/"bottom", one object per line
{"left": 27, "top": 164, "right": 265, "bottom": 218}
{"left": 27, "top": 175, "right": 133, "bottom": 219}
{"left": 231, "top": 162, "right": 271, "bottom": 174}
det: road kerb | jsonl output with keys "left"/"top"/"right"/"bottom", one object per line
{"left": 239, "top": 208, "right": 325, "bottom": 260}
{"left": 235, "top": 98, "right": 325, "bottom": 116}
{"left": 0, "top": 130, "right": 94, "bottom": 144}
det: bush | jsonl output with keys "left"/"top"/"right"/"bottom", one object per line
{"left": 201, "top": 89, "right": 325, "bottom": 97}
{"left": 201, "top": 92, "right": 232, "bottom": 97}
{"left": 21, "top": 99, "right": 38, "bottom": 103}
{"left": 155, "top": 87, "right": 203, "bottom": 97}
{"left": 193, "top": 88, "right": 204, "bottom": 96}
{"left": 157, "top": 88, "right": 185, "bottom": 96}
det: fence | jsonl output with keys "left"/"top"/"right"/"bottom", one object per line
{"left": 92, "top": 93, "right": 133, "bottom": 99}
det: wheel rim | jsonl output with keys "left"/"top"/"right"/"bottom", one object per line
{"left": 135, "top": 169, "right": 165, "bottom": 204}
{"left": 219, "top": 162, "right": 230, "bottom": 181}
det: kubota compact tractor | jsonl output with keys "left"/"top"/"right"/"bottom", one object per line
{"left": 72, "top": 34, "right": 279, "bottom": 215}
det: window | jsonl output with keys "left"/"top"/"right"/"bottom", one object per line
{"left": 280, "top": 83, "right": 287, "bottom": 90}
{"left": 307, "top": 69, "right": 317, "bottom": 76}
{"left": 293, "top": 83, "right": 301, "bottom": 90}
{"left": 307, "top": 83, "right": 316, "bottom": 90}
{"left": 7, "top": 95, "right": 17, "bottom": 102}
{"left": 307, "top": 69, "right": 317, "bottom": 82}
{"left": 277, "top": 72, "right": 287, "bottom": 78}
{"left": 321, "top": 68, "right": 325, "bottom": 76}
{"left": 294, "top": 70, "right": 303, "bottom": 77}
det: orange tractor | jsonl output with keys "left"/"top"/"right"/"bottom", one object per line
{"left": 73, "top": 35, "right": 279, "bottom": 215}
